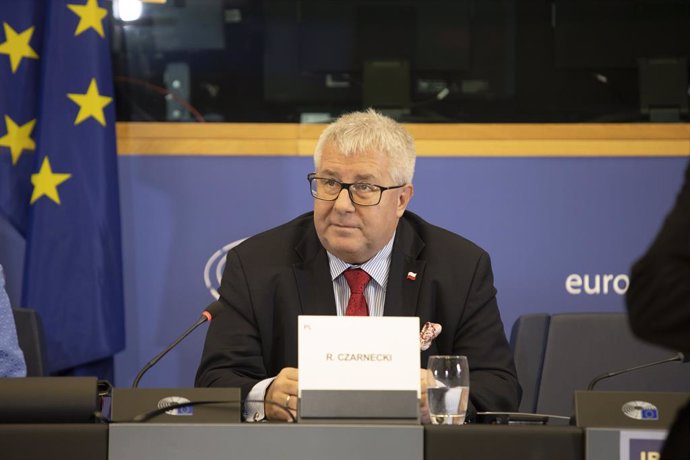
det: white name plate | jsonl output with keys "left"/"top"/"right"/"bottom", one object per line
{"left": 298, "top": 315, "right": 420, "bottom": 397}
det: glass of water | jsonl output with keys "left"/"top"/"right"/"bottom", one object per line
{"left": 426, "top": 355, "right": 470, "bottom": 425}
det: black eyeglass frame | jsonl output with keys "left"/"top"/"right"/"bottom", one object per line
{"left": 307, "top": 173, "right": 406, "bottom": 207}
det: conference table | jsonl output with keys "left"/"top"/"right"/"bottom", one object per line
{"left": 1, "top": 422, "right": 590, "bottom": 460}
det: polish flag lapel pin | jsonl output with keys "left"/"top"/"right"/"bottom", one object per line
{"left": 406, "top": 271, "right": 417, "bottom": 281}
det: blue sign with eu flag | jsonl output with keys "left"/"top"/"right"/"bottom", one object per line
{"left": 641, "top": 408, "right": 659, "bottom": 420}
{"left": 0, "top": 0, "right": 124, "bottom": 378}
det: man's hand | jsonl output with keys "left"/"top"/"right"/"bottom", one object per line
{"left": 265, "top": 367, "right": 299, "bottom": 421}
{"left": 420, "top": 368, "right": 431, "bottom": 424}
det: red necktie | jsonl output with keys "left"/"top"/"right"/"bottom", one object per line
{"left": 344, "top": 268, "right": 371, "bottom": 316}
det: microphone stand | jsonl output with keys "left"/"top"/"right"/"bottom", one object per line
{"left": 587, "top": 352, "right": 686, "bottom": 391}
{"left": 132, "top": 303, "right": 221, "bottom": 388}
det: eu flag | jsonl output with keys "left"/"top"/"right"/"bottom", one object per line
{"left": 0, "top": 0, "right": 124, "bottom": 378}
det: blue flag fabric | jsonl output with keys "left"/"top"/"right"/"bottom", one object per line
{"left": 0, "top": 0, "right": 124, "bottom": 376}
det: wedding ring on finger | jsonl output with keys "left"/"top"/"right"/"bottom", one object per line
{"left": 285, "top": 394, "right": 291, "bottom": 408}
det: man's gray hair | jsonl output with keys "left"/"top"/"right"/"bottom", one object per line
{"left": 314, "top": 109, "right": 416, "bottom": 185}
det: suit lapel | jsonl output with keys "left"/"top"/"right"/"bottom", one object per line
{"left": 291, "top": 214, "right": 426, "bottom": 318}
{"left": 292, "top": 231, "right": 336, "bottom": 316}
{"left": 384, "top": 217, "right": 426, "bottom": 318}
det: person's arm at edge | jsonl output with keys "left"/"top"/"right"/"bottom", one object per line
{"left": 0, "top": 265, "right": 27, "bottom": 377}
{"left": 627, "top": 162, "right": 690, "bottom": 352}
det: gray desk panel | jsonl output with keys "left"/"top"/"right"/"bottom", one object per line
{"left": 109, "top": 423, "right": 424, "bottom": 460}
{"left": 425, "top": 425, "right": 584, "bottom": 460}
{"left": 0, "top": 424, "right": 108, "bottom": 460}
{"left": 586, "top": 429, "right": 621, "bottom": 460}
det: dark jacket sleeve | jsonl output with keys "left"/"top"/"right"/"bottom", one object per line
{"left": 627, "top": 161, "right": 690, "bottom": 354}
{"left": 195, "top": 248, "right": 267, "bottom": 398}
{"left": 456, "top": 251, "right": 521, "bottom": 415}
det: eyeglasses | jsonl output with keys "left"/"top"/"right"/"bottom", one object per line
{"left": 308, "top": 173, "right": 406, "bottom": 206}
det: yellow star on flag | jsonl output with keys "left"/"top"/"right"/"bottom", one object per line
{"left": 67, "top": 0, "right": 108, "bottom": 38}
{"left": 30, "top": 157, "right": 72, "bottom": 205}
{"left": 0, "top": 116, "right": 36, "bottom": 165}
{"left": 0, "top": 22, "right": 39, "bottom": 73}
{"left": 67, "top": 78, "right": 112, "bottom": 126}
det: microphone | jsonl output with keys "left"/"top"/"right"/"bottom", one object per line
{"left": 587, "top": 352, "right": 687, "bottom": 391}
{"left": 127, "top": 399, "right": 295, "bottom": 423}
{"left": 132, "top": 302, "right": 223, "bottom": 388}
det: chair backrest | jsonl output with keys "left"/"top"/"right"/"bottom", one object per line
{"left": 12, "top": 307, "right": 47, "bottom": 376}
{"left": 509, "top": 313, "right": 550, "bottom": 413}
{"left": 535, "top": 312, "right": 690, "bottom": 417}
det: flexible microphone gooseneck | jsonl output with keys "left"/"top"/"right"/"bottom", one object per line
{"left": 132, "top": 302, "right": 223, "bottom": 388}
{"left": 586, "top": 352, "right": 687, "bottom": 391}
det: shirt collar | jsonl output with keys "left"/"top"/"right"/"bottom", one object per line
{"left": 327, "top": 233, "right": 395, "bottom": 288}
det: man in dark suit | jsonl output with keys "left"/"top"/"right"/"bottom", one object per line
{"left": 627, "top": 161, "right": 690, "bottom": 459}
{"left": 196, "top": 109, "right": 520, "bottom": 421}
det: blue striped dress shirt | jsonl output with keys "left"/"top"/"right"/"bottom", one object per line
{"left": 327, "top": 234, "right": 395, "bottom": 317}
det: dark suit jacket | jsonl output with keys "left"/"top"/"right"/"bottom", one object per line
{"left": 628, "top": 162, "right": 690, "bottom": 355}
{"left": 627, "top": 162, "right": 690, "bottom": 460}
{"left": 196, "top": 211, "right": 521, "bottom": 415}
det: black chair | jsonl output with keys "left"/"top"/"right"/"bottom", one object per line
{"left": 12, "top": 307, "right": 47, "bottom": 376}
{"left": 511, "top": 312, "right": 690, "bottom": 417}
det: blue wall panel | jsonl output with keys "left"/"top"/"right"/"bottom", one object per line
{"left": 115, "top": 155, "right": 687, "bottom": 388}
